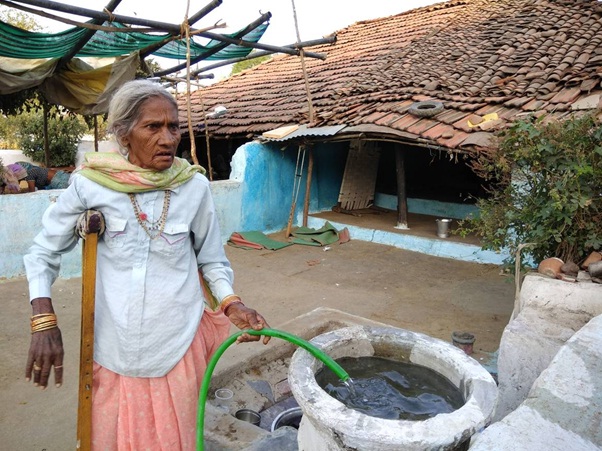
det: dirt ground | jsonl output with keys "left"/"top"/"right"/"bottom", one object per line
{"left": 0, "top": 237, "right": 515, "bottom": 450}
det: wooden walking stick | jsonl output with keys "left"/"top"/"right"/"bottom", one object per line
{"left": 76, "top": 210, "right": 105, "bottom": 451}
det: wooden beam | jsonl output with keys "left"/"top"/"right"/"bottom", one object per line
{"left": 56, "top": 0, "right": 122, "bottom": 70}
{"left": 302, "top": 145, "right": 314, "bottom": 227}
{"left": 191, "top": 36, "right": 334, "bottom": 76}
{"left": 138, "top": 0, "right": 223, "bottom": 59}
{"left": 2, "top": 0, "right": 207, "bottom": 33}
{"left": 153, "top": 12, "right": 272, "bottom": 77}
{"left": 395, "top": 144, "right": 409, "bottom": 229}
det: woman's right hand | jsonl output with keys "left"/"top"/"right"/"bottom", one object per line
{"left": 26, "top": 328, "right": 65, "bottom": 389}
{"left": 26, "top": 298, "right": 65, "bottom": 389}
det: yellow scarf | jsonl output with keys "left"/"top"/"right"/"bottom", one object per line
{"left": 77, "top": 151, "right": 206, "bottom": 193}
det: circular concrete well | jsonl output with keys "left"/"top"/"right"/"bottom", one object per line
{"left": 288, "top": 325, "right": 498, "bottom": 451}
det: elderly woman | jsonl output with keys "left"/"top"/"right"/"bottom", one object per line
{"left": 24, "top": 79, "right": 270, "bottom": 449}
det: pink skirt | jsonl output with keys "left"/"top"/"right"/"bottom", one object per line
{"left": 91, "top": 309, "right": 231, "bottom": 451}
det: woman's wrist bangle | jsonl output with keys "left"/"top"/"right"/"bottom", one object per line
{"left": 30, "top": 313, "right": 58, "bottom": 334}
{"left": 220, "top": 295, "right": 244, "bottom": 315}
{"left": 31, "top": 324, "right": 58, "bottom": 334}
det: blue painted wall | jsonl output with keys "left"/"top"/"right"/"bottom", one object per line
{"left": 0, "top": 140, "right": 506, "bottom": 280}
{"left": 0, "top": 191, "right": 82, "bottom": 280}
{"left": 234, "top": 141, "right": 347, "bottom": 233}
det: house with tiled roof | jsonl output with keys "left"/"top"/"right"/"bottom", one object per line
{"left": 176, "top": 0, "right": 602, "bottom": 244}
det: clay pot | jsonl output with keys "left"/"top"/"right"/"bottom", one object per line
{"left": 538, "top": 257, "right": 564, "bottom": 278}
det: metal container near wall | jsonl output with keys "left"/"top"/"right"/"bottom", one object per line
{"left": 436, "top": 218, "right": 452, "bottom": 238}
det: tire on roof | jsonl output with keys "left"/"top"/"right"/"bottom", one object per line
{"left": 408, "top": 101, "right": 444, "bottom": 117}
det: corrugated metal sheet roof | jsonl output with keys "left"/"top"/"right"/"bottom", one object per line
{"left": 260, "top": 124, "right": 347, "bottom": 142}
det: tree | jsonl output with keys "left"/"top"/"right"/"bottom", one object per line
{"left": 458, "top": 112, "right": 602, "bottom": 267}
{"left": 16, "top": 105, "right": 88, "bottom": 167}
{"left": 0, "top": 7, "right": 42, "bottom": 116}
{"left": 231, "top": 54, "right": 271, "bottom": 75}
{"left": 0, "top": 6, "right": 42, "bottom": 31}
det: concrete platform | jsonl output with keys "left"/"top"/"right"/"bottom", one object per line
{"left": 470, "top": 314, "right": 602, "bottom": 451}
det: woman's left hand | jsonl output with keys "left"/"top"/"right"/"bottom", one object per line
{"left": 225, "top": 303, "right": 271, "bottom": 344}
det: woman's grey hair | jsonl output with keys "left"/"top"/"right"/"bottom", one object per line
{"left": 107, "top": 79, "right": 178, "bottom": 155}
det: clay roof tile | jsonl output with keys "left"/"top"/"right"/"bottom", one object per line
{"left": 181, "top": 0, "right": 602, "bottom": 152}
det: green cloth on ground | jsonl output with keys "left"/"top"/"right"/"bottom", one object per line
{"left": 290, "top": 222, "right": 341, "bottom": 247}
{"left": 227, "top": 231, "right": 292, "bottom": 250}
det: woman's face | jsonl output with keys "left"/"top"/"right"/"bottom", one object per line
{"left": 123, "top": 96, "right": 181, "bottom": 171}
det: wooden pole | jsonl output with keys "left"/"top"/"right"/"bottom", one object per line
{"left": 55, "top": 0, "right": 122, "bottom": 71}
{"left": 76, "top": 212, "right": 104, "bottom": 450}
{"left": 291, "top": 0, "right": 315, "bottom": 229}
{"left": 395, "top": 144, "right": 409, "bottom": 229}
{"left": 302, "top": 145, "right": 313, "bottom": 227}
{"left": 190, "top": 36, "right": 334, "bottom": 77}
{"left": 43, "top": 102, "right": 50, "bottom": 168}
{"left": 93, "top": 115, "right": 98, "bottom": 152}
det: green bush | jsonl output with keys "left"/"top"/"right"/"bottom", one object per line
{"left": 16, "top": 107, "right": 87, "bottom": 167}
{"left": 458, "top": 112, "right": 602, "bottom": 267}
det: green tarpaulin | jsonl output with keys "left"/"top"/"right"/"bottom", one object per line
{"left": 0, "top": 20, "right": 268, "bottom": 60}
{"left": 289, "top": 222, "right": 343, "bottom": 247}
{"left": 0, "top": 20, "right": 268, "bottom": 113}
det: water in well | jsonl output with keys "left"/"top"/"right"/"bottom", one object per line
{"left": 316, "top": 356, "right": 464, "bottom": 421}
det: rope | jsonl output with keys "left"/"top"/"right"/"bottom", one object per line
{"left": 102, "top": 8, "right": 116, "bottom": 23}
{"left": 290, "top": 0, "right": 315, "bottom": 123}
{"left": 181, "top": 1, "right": 201, "bottom": 169}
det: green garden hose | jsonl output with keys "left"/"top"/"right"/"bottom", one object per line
{"left": 196, "top": 328, "right": 349, "bottom": 450}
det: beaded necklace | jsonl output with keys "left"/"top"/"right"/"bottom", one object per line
{"left": 128, "top": 190, "right": 171, "bottom": 239}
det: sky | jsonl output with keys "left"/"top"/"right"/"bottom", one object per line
{"left": 29, "top": 0, "right": 441, "bottom": 83}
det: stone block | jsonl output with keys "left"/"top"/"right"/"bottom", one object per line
{"left": 494, "top": 274, "right": 602, "bottom": 420}
{"left": 470, "top": 314, "right": 602, "bottom": 450}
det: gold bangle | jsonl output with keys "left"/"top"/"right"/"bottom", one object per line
{"left": 31, "top": 316, "right": 57, "bottom": 325}
{"left": 31, "top": 324, "right": 58, "bottom": 334}
{"left": 32, "top": 321, "right": 57, "bottom": 329}
{"left": 31, "top": 314, "right": 57, "bottom": 322}
{"left": 31, "top": 317, "right": 58, "bottom": 334}
{"left": 220, "top": 295, "right": 244, "bottom": 314}
{"left": 32, "top": 320, "right": 57, "bottom": 329}
{"left": 31, "top": 320, "right": 57, "bottom": 329}
{"left": 31, "top": 313, "right": 56, "bottom": 320}
{"left": 220, "top": 294, "right": 240, "bottom": 304}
